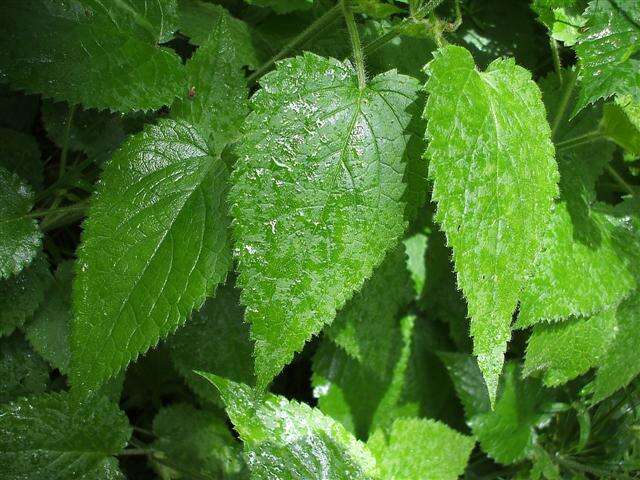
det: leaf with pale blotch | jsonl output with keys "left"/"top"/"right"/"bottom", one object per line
{"left": 524, "top": 308, "right": 617, "bottom": 387}
{"left": 585, "top": 293, "right": 640, "bottom": 403}
{"left": 171, "top": 13, "right": 248, "bottom": 155}
{"left": 0, "top": 167, "right": 41, "bottom": 279}
{"left": 231, "top": 53, "right": 420, "bottom": 389}
{"left": 200, "top": 374, "right": 377, "bottom": 480}
{"left": 424, "top": 45, "right": 558, "bottom": 402}
{"left": 367, "top": 418, "right": 475, "bottom": 480}
{"left": 0, "top": 254, "right": 52, "bottom": 337}
{"left": 0, "top": 392, "right": 131, "bottom": 480}
{"left": 0, "top": 0, "right": 186, "bottom": 113}
{"left": 71, "top": 120, "right": 232, "bottom": 392}
{"left": 573, "top": 0, "right": 640, "bottom": 115}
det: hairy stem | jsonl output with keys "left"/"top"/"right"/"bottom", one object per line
{"left": 247, "top": 4, "right": 343, "bottom": 84}
{"left": 550, "top": 37, "right": 563, "bottom": 85}
{"left": 341, "top": 0, "right": 366, "bottom": 90}
{"left": 607, "top": 165, "right": 637, "bottom": 197}
{"left": 555, "top": 130, "right": 604, "bottom": 152}
{"left": 551, "top": 69, "right": 578, "bottom": 140}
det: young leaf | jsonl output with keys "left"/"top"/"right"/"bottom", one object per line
{"left": 423, "top": 45, "right": 559, "bottom": 401}
{"left": 177, "top": 0, "right": 258, "bottom": 69}
{"left": 367, "top": 418, "right": 475, "bottom": 480}
{"left": 532, "top": 0, "right": 586, "bottom": 46}
{"left": 585, "top": 293, "right": 640, "bottom": 403}
{"left": 231, "top": 53, "right": 420, "bottom": 388}
{"left": 325, "top": 245, "right": 414, "bottom": 375}
{"left": 71, "top": 120, "right": 232, "bottom": 392}
{"left": 168, "top": 281, "right": 254, "bottom": 404}
{"left": 0, "top": 392, "right": 131, "bottom": 480}
{"left": 23, "top": 261, "right": 74, "bottom": 373}
{"left": 0, "top": 253, "right": 52, "bottom": 337}
{"left": 0, "top": 127, "right": 43, "bottom": 190}
{"left": 524, "top": 308, "right": 617, "bottom": 387}
{"left": 200, "top": 373, "right": 377, "bottom": 480}
{"left": 152, "top": 403, "right": 246, "bottom": 479}
{"left": 469, "top": 363, "right": 552, "bottom": 465}
{"left": 0, "top": 166, "right": 42, "bottom": 279}
{"left": 170, "top": 13, "right": 249, "bottom": 155}
{"left": 0, "top": 0, "right": 186, "bottom": 113}
{"left": 0, "top": 334, "right": 50, "bottom": 404}
{"left": 573, "top": 0, "right": 640, "bottom": 115}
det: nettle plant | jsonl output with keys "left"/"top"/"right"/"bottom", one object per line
{"left": 1, "top": 0, "right": 640, "bottom": 479}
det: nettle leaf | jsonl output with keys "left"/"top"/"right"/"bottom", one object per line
{"left": 469, "top": 362, "right": 552, "bottom": 465}
{"left": 0, "top": 253, "right": 52, "bottom": 337}
{"left": 41, "top": 101, "right": 130, "bottom": 166}
{"left": 0, "top": 334, "right": 50, "bottom": 404}
{"left": 517, "top": 71, "right": 639, "bottom": 327}
{"left": 177, "top": 0, "right": 258, "bottom": 69}
{"left": 0, "top": 166, "right": 42, "bottom": 279}
{"left": 171, "top": 13, "right": 249, "bottom": 155}
{"left": 325, "top": 245, "right": 414, "bottom": 374}
{"left": 71, "top": 120, "right": 232, "bottom": 392}
{"left": 585, "top": 293, "right": 640, "bottom": 403}
{"left": 168, "top": 281, "right": 254, "bottom": 404}
{"left": 424, "top": 45, "right": 558, "bottom": 401}
{"left": 231, "top": 53, "right": 419, "bottom": 388}
{"left": 200, "top": 374, "right": 377, "bottom": 480}
{"left": 601, "top": 97, "right": 640, "bottom": 156}
{"left": 367, "top": 418, "right": 475, "bottom": 480}
{"left": 524, "top": 307, "right": 617, "bottom": 387}
{"left": 0, "top": 0, "right": 186, "bottom": 113}
{"left": 0, "top": 127, "right": 43, "bottom": 191}
{"left": 23, "top": 261, "right": 74, "bottom": 373}
{"left": 244, "top": 0, "right": 314, "bottom": 14}
{"left": 573, "top": 0, "right": 640, "bottom": 115}
{"left": 152, "top": 403, "right": 246, "bottom": 479}
{"left": 532, "top": 0, "right": 586, "bottom": 46}
{"left": 438, "top": 352, "right": 491, "bottom": 419}
{"left": 0, "top": 392, "right": 131, "bottom": 480}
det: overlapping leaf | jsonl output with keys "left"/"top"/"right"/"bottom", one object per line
{"left": 0, "top": 0, "right": 186, "bottom": 112}
{"left": 424, "top": 45, "right": 558, "bottom": 401}
{"left": 72, "top": 120, "right": 232, "bottom": 391}
{"left": 231, "top": 53, "right": 420, "bottom": 388}
{"left": 0, "top": 334, "right": 50, "bottom": 404}
{"left": 0, "top": 128, "right": 43, "bottom": 190}
{"left": 201, "top": 374, "right": 377, "bottom": 480}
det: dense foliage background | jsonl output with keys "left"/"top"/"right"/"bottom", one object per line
{"left": 1, "top": 0, "right": 640, "bottom": 479}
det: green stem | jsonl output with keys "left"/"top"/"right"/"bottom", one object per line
{"left": 555, "top": 130, "right": 604, "bottom": 152}
{"left": 550, "top": 37, "right": 563, "bottom": 85}
{"left": 59, "top": 105, "right": 76, "bottom": 177}
{"left": 36, "top": 157, "right": 93, "bottom": 202}
{"left": 554, "top": 455, "right": 615, "bottom": 477}
{"left": 37, "top": 200, "right": 90, "bottom": 232}
{"left": 247, "top": 4, "right": 343, "bottom": 84}
{"left": 341, "top": 0, "right": 366, "bottom": 90}
{"left": 118, "top": 448, "right": 153, "bottom": 457}
{"left": 607, "top": 165, "right": 637, "bottom": 197}
{"left": 551, "top": 69, "right": 578, "bottom": 140}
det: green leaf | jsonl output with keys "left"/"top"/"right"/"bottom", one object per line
{"left": 71, "top": 120, "right": 232, "bottom": 392}
{"left": 0, "top": 253, "right": 52, "bottom": 337}
{"left": 0, "top": 127, "right": 43, "bottom": 190}
{"left": 231, "top": 53, "right": 420, "bottom": 388}
{"left": 585, "top": 293, "right": 640, "bottom": 403}
{"left": 0, "top": 167, "right": 41, "bottom": 279}
{"left": 438, "top": 351, "right": 491, "bottom": 419}
{"left": 325, "top": 245, "right": 414, "bottom": 374}
{"left": 152, "top": 403, "right": 246, "bottom": 479}
{"left": 0, "top": 86, "right": 39, "bottom": 132}
{"left": 168, "top": 281, "right": 254, "bottom": 404}
{"left": 424, "top": 45, "right": 559, "bottom": 401}
{"left": 469, "top": 363, "right": 552, "bottom": 465}
{"left": 601, "top": 97, "right": 640, "bottom": 156}
{"left": 23, "top": 261, "right": 74, "bottom": 373}
{"left": 524, "top": 308, "right": 617, "bottom": 387}
{"left": 0, "top": 334, "right": 50, "bottom": 404}
{"left": 0, "top": 392, "right": 131, "bottom": 480}
{"left": 573, "top": 0, "right": 640, "bottom": 115}
{"left": 41, "top": 101, "right": 130, "bottom": 165}
{"left": 177, "top": 0, "right": 258, "bottom": 69}
{"left": 200, "top": 374, "right": 377, "bottom": 480}
{"left": 403, "top": 230, "right": 428, "bottom": 297}
{"left": 367, "top": 417, "right": 475, "bottom": 480}
{"left": 170, "top": 13, "right": 249, "bottom": 155}
{"left": 532, "top": 0, "right": 586, "bottom": 46}
{"left": 244, "top": 0, "right": 314, "bottom": 14}
{"left": 517, "top": 71, "right": 638, "bottom": 327}
{"left": 0, "top": 0, "right": 186, "bottom": 113}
